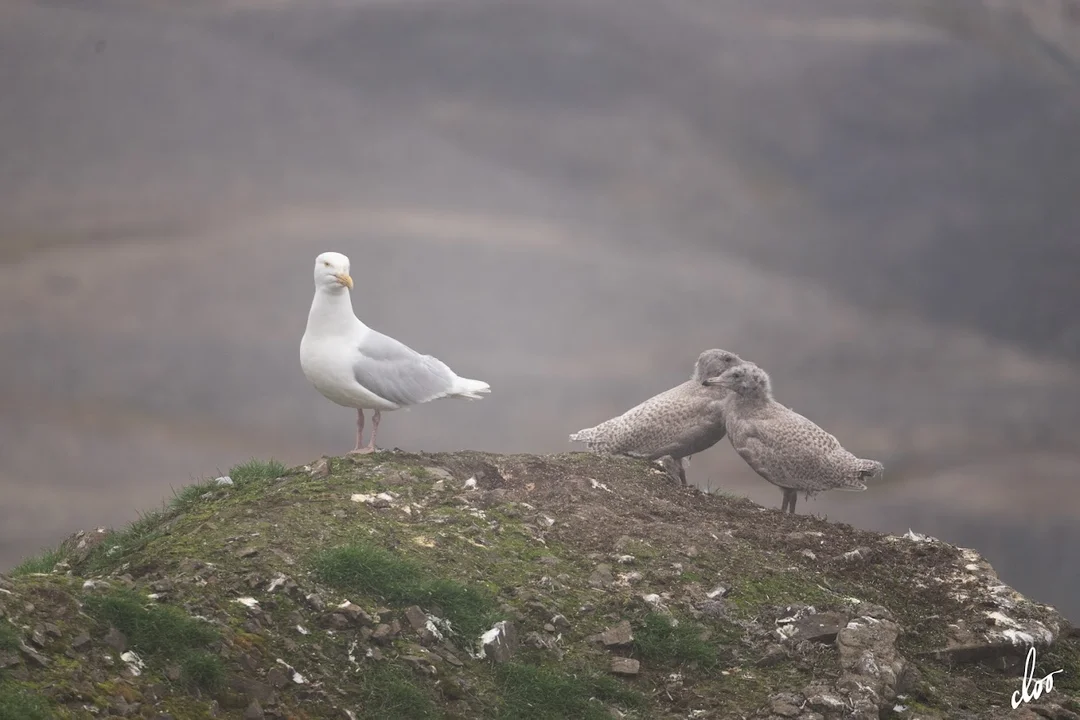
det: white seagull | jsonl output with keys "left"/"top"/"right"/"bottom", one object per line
{"left": 300, "top": 251, "right": 491, "bottom": 454}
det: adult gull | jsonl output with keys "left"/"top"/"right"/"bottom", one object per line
{"left": 300, "top": 251, "right": 491, "bottom": 454}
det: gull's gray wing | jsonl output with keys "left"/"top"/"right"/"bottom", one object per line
{"left": 353, "top": 330, "right": 457, "bottom": 407}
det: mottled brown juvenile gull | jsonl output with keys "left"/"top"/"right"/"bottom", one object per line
{"left": 568, "top": 349, "right": 745, "bottom": 482}
{"left": 300, "top": 251, "right": 491, "bottom": 454}
{"left": 715, "top": 362, "right": 883, "bottom": 514}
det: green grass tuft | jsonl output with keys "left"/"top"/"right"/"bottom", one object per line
{"left": 352, "top": 664, "right": 438, "bottom": 719}
{"left": 227, "top": 458, "right": 287, "bottom": 485}
{"left": 0, "top": 681, "right": 54, "bottom": 720}
{"left": 180, "top": 651, "right": 226, "bottom": 692}
{"left": 83, "top": 589, "right": 221, "bottom": 690}
{"left": 82, "top": 510, "right": 167, "bottom": 573}
{"left": 312, "top": 542, "right": 498, "bottom": 640}
{"left": 0, "top": 623, "right": 19, "bottom": 652}
{"left": 632, "top": 613, "right": 719, "bottom": 669}
{"left": 169, "top": 480, "right": 220, "bottom": 513}
{"left": 495, "top": 663, "right": 643, "bottom": 720}
{"left": 9, "top": 547, "right": 63, "bottom": 577}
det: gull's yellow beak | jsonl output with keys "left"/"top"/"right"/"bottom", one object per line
{"left": 335, "top": 273, "right": 353, "bottom": 289}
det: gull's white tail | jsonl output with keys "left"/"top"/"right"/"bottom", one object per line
{"left": 451, "top": 377, "right": 491, "bottom": 400}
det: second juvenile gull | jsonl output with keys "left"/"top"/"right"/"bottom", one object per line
{"left": 568, "top": 349, "right": 745, "bottom": 483}
{"left": 714, "top": 362, "right": 883, "bottom": 514}
{"left": 300, "top": 251, "right": 491, "bottom": 454}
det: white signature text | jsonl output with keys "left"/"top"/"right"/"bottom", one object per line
{"left": 1011, "top": 645, "right": 1064, "bottom": 709}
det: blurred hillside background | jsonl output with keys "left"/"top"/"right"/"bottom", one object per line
{"left": 1, "top": 0, "right": 1079, "bottom": 619}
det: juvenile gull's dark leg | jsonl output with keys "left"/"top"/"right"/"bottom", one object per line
{"left": 781, "top": 488, "right": 798, "bottom": 514}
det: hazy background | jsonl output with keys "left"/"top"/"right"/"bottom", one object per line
{"left": 2, "top": 0, "right": 1079, "bottom": 620}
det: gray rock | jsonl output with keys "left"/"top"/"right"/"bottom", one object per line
{"left": 835, "top": 612, "right": 906, "bottom": 715}
{"left": 103, "top": 626, "right": 128, "bottom": 652}
{"left": 551, "top": 614, "right": 571, "bottom": 632}
{"left": 0, "top": 650, "right": 20, "bottom": 668}
{"left": 371, "top": 624, "right": 395, "bottom": 645}
{"left": 755, "top": 644, "right": 787, "bottom": 667}
{"left": 787, "top": 611, "right": 848, "bottom": 644}
{"left": 610, "top": 657, "right": 640, "bottom": 676}
{"left": 243, "top": 700, "right": 265, "bottom": 720}
{"left": 305, "top": 594, "right": 325, "bottom": 612}
{"left": 588, "top": 564, "right": 614, "bottom": 588}
{"left": 266, "top": 667, "right": 288, "bottom": 688}
{"left": 404, "top": 606, "right": 429, "bottom": 632}
{"left": 768, "top": 692, "right": 804, "bottom": 718}
{"left": 238, "top": 547, "right": 259, "bottom": 558}
{"left": 597, "top": 620, "right": 634, "bottom": 648}
{"left": 18, "top": 641, "right": 49, "bottom": 667}
{"left": 481, "top": 621, "right": 518, "bottom": 664}
{"left": 423, "top": 467, "right": 455, "bottom": 482}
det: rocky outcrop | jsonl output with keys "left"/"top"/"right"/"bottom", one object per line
{"left": 0, "top": 451, "right": 1077, "bottom": 719}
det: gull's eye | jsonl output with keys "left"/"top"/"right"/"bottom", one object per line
{"left": 323, "top": 261, "right": 331, "bottom": 267}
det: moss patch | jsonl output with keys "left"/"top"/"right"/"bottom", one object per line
{"left": 495, "top": 662, "right": 644, "bottom": 720}
{"left": 83, "top": 588, "right": 223, "bottom": 690}
{"left": 312, "top": 542, "right": 498, "bottom": 640}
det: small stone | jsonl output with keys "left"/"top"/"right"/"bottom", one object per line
{"left": 215, "top": 476, "right": 234, "bottom": 486}
{"left": 310, "top": 458, "right": 331, "bottom": 478}
{"left": 103, "top": 626, "right": 128, "bottom": 652}
{"left": 588, "top": 564, "right": 614, "bottom": 589}
{"left": 305, "top": 594, "right": 325, "bottom": 612}
{"left": 328, "top": 614, "right": 350, "bottom": 631}
{"left": 610, "top": 657, "right": 640, "bottom": 676}
{"left": 238, "top": 547, "right": 259, "bottom": 559}
{"left": 800, "top": 549, "right": 817, "bottom": 561}
{"left": 371, "top": 498, "right": 392, "bottom": 509}
{"left": 836, "top": 546, "right": 875, "bottom": 564}
{"left": 0, "top": 651, "right": 19, "bottom": 669}
{"left": 165, "top": 665, "right": 182, "bottom": 681}
{"left": 543, "top": 623, "right": 556, "bottom": 633}
{"left": 598, "top": 620, "right": 634, "bottom": 648}
{"left": 338, "top": 601, "right": 376, "bottom": 627}
{"left": 43, "top": 622, "right": 62, "bottom": 638}
{"left": 371, "top": 624, "right": 395, "bottom": 645}
{"left": 538, "top": 556, "right": 559, "bottom": 565}
{"left": 756, "top": 644, "right": 787, "bottom": 667}
{"left": 551, "top": 614, "right": 571, "bottom": 632}
{"left": 243, "top": 700, "right": 265, "bottom": 720}
{"left": 30, "top": 625, "right": 46, "bottom": 648}
{"left": 770, "top": 699, "right": 802, "bottom": 717}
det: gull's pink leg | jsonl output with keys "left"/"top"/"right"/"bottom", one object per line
{"left": 347, "top": 409, "right": 366, "bottom": 455}
{"left": 350, "top": 409, "right": 381, "bottom": 455}
{"left": 364, "top": 410, "right": 382, "bottom": 453}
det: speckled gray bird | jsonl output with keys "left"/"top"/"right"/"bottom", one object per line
{"left": 569, "top": 349, "right": 745, "bottom": 482}
{"left": 714, "top": 362, "right": 883, "bottom": 514}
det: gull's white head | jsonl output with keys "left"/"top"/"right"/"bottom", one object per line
{"left": 313, "top": 251, "right": 353, "bottom": 292}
